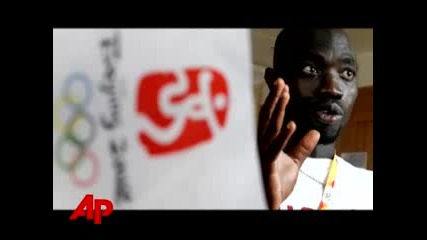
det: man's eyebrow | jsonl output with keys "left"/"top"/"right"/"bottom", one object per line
{"left": 339, "top": 54, "right": 357, "bottom": 67}
{"left": 301, "top": 52, "right": 358, "bottom": 70}
{"left": 304, "top": 52, "right": 324, "bottom": 60}
{"left": 302, "top": 52, "right": 327, "bottom": 67}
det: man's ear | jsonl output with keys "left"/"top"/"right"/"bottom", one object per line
{"left": 264, "top": 67, "right": 278, "bottom": 90}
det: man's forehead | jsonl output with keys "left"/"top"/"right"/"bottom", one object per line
{"left": 305, "top": 29, "right": 354, "bottom": 57}
{"left": 273, "top": 28, "right": 357, "bottom": 70}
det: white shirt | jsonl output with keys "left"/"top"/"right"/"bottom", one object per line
{"left": 280, "top": 156, "right": 373, "bottom": 210}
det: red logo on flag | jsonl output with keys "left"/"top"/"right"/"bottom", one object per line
{"left": 135, "top": 67, "right": 230, "bottom": 156}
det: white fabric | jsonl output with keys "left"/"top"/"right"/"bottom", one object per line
{"left": 280, "top": 156, "right": 373, "bottom": 210}
{"left": 52, "top": 29, "right": 266, "bottom": 209}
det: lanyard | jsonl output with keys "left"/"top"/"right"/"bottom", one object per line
{"left": 318, "top": 154, "right": 338, "bottom": 210}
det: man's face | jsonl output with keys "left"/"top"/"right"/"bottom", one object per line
{"left": 283, "top": 29, "right": 358, "bottom": 144}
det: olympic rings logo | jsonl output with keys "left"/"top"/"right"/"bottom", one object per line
{"left": 53, "top": 72, "right": 99, "bottom": 188}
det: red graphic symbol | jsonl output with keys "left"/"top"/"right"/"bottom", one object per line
{"left": 69, "top": 194, "right": 114, "bottom": 224}
{"left": 136, "top": 67, "right": 230, "bottom": 156}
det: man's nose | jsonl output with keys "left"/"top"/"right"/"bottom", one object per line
{"left": 318, "top": 69, "right": 343, "bottom": 100}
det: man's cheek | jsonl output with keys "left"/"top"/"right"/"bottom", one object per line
{"left": 342, "top": 101, "right": 356, "bottom": 124}
{"left": 297, "top": 79, "right": 318, "bottom": 97}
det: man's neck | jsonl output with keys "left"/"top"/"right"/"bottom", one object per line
{"left": 310, "top": 142, "right": 336, "bottom": 159}
{"left": 284, "top": 135, "right": 337, "bottom": 159}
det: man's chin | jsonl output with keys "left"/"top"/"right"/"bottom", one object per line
{"left": 317, "top": 127, "right": 341, "bottom": 145}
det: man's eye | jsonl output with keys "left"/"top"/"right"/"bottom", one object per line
{"left": 302, "top": 65, "right": 319, "bottom": 76}
{"left": 341, "top": 69, "right": 355, "bottom": 80}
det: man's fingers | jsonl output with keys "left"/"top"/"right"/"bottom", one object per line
{"left": 288, "top": 130, "right": 320, "bottom": 167}
{"left": 257, "top": 79, "right": 286, "bottom": 143}
{"left": 263, "top": 82, "right": 290, "bottom": 144}
{"left": 266, "top": 121, "right": 296, "bottom": 164}
{"left": 282, "top": 121, "right": 296, "bottom": 149}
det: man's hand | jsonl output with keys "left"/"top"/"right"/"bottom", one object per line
{"left": 257, "top": 78, "right": 320, "bottom": 210}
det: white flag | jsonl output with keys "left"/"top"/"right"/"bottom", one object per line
{"left": 53, "top": 29, "right": 266, "bottom": 209}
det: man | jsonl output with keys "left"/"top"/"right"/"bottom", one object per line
{"left": 258, "top": 28, "right": 373, "bottom": 210}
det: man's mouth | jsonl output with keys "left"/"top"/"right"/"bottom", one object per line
{"left": 314, "top": 104, "right": 344, "bottom": 124}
